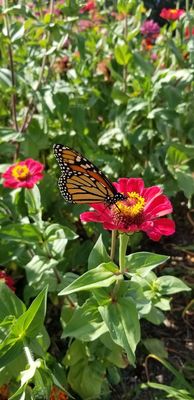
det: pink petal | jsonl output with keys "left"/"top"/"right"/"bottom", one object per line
{"left": 141, "top": 218, "right": 175, "bottom": 241}
{"left": 114, "top": 178, "right": 145, "bottom": 195}
{"left": 25, "top": 159, "right": 44, "bottom": 174}
{"left": 90, "top": 203, "right": 108, "bottom": 213}
{"left": 144, "top": 195, "right": 173, "bottom": 218}
{"left": 125, "top": 178, "right": 145, "bottom": 195}
{"left": 143, "top": 186, "right": 162, "bottom": 204}
{"left": 113, "top": 178, "right": 130, "bottom": 193}
{"left": 151, "top": 218, "right": 175, "bottom": 235}
{"left": 27, "top": 173, "right": 44, "bottom": 184}
{"left": 3, "top": 180, "right": 20, "bottom": 188}
{"left": 80, "top": 211, "right": 105, "bottom": 223}
{"left": 2, "top": 166, "right": 14, "bottom": 178}
{"left": 103, "top": 221, "right": 119, "bottom": 230}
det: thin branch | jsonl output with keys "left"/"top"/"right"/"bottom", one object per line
{"left": 14, "top": 0, "right": 55, "bottom": 159}
{"left": 3, "top": 1, "right": 19, "bottom": 133}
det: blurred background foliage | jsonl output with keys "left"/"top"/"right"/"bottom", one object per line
{"left": 0, "top": 0, "right": 194, "bottom": 399}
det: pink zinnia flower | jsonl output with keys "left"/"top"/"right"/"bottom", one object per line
{"left": 140, "top": 20, "right": 160, "bottom": 37}
{"left": 77, "top": 19, "right": 94, "bottom": 31}
{"left": 79, "top": 1, "right": 96, "bottom": 14}
{"left": 160, "top": 8, "right": 185, "bottom": 21}
{"left": 0, "top": 271, "right": 15, "bottom": 291}
{"left": 2, "top": 159, "right": 44, "bottom": 189}
{"left": 80, "top": 178, "right": 175, "bottom": 241}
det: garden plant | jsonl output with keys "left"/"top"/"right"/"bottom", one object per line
{"left": 0, "top": 0, "right": 194, "bottom": 399}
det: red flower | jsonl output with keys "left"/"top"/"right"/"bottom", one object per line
{"left": 79, "top": 1, "right": 96, "bottom": 14}
{"left": 0, "top": 271, "right": 15, "bottom": 291}
{"left": 160, "top": 8, "right": 185, "bottom": 21}
{"left": 80, "top": 178, "right": 175, "bottom": 241}
{"left": 50, "top": 386, "right": 68, "bottom": 400}
{"left": 2, "top": 159, "right": 44, "bottom": 189}
{"left": 142, "top": 38, "right": 154, "bottom": 51}
{"left": 185, "top": 26, "right": 194, "bottom": 39}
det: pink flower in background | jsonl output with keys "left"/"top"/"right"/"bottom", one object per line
{"left": 77, "top": 19, "right": 94, "bottom": 31}
{"left": 140, "top": 19, "right": 160, "bottom": 37}
{"left": 2, "top": 159, "right": 44, "bottom": 189}
{"left": 80, "top": 178, "right": 175, "bottom": 241}
{"left": 0, "top": 271, "right": 15, "bottom": 291}
{"left": 160, "top": 8, "right": 185, "bottom": 21}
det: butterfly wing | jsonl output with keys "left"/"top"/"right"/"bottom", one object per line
{"left": 53, "top": 144, "right": 125, "bottom": 204}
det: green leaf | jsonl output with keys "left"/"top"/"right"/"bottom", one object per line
{"left": 62, "top": 298, "right": 108, "bottom": 341}
{"left": 133, "top": 52, "right": 154, "bottom": 75}
{"left": 100, "top": 333, "right": 128, "bottom": 368}
{"left": 143, "top": 338, "right": 168, "bottom": 358}
{"left": 144, "top": 306, "right": 165, "bottom": 325}
{"left": 0, "top": 283, "right": 25, "bottom": 321}
{"left": 114, "top": 44, "right": 131, "bottom": 65}
{"left": 88, "top": 235, "right": 110, "bottom": 270}
{"left": 157, "top": 276, "right": 190, "bottom": 295}
{"left": 44, "top": 223, "right": 78, "bottom": 241}
{"left": 59, "top": 262, "right": 121, "bottom": 295}
{"left": 117, "top": 0, "right": 135, "bottom": 13}
{"left": 99, "top": 298, "right": 140, "bottom": 365}
{"left": 24, "top": 185, "right": 42, "bottom": 221}
{"left": 11, "top": 287, "right": 48, "bottom": 338}
{"left": 125, "top": 252, "right": 169, "bottom": 277}
{"left": 166, "top": 146, "right": 189, "bottom": 172}
{"left": 175, "top": 170, "right": 194, "bottom": 199}
{"left": 44, "top": 223, "right": 78, "bottom": 258}
{"left": 68, "top": 359, "right": 105, "bottom": 400}
{"left": 143, "top": 382, "right": 194, "bottom": 400}
{"left": 0, "top": 128, "right": 23, "bottom": 143}
{"left": 11, "top": 25, "right": 25, "bottom": 42}
{"left": 0, "top": 340, "right": 24, "bottom": 368}
{"left": 24, "top": 255, "right": 58, "bottom": 291}
{"left": 0, "top": 68, "right": 12, "bottom": 87}
{"left": 0, "top": 224, "right": 42, "bottom": 244}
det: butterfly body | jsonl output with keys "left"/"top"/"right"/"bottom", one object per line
{"left": 53, "top": 144, "right": 126, "bottom": 205}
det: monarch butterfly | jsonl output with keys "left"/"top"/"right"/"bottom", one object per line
{"left": 53, "top": 144, "right": 126, "bottom": 205}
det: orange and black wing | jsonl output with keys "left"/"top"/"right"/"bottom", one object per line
{"left": 53, "top": 144, "right": 125, "bottom": 205}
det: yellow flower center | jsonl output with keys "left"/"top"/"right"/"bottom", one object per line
{"left": 12, "top": 165, "right": 30, "bottom": 180}
{"left": 115, "top": 191, "right": 145, "bottom": 217}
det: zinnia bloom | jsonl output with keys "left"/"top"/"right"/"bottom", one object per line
{"left": 185, "top": 26, "right": 194, "bottom": 39}
{"left": 0, "top": 271, "right": 15, "bottom": 291}
{"left": 2, "top": 159, "right": 44, "bottom": 189}
{"left": 160, "top": 8, "right": 185, "bottom": 21}
{"left": 79, "top": 1, "right": 96, "bottom": 14}
{"left": 140, "top": 20, "right": 160, "bottom": 37}
{"left": 80, "top": 178, "right": 175, "bottom": 241}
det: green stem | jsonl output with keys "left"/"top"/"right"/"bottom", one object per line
{"left": 119, "top": 233, "right": 129, "bottom": 273}
{"left": 123, "top": 14, "right": 128, "bottom": 92}
{"left": 110, "top": 230, "right": 117, "bottom": 261}
{"left": 23, "top": 342, "right": 34, "bottom": 366}
{"left": 111, "top": 233, "right": 130, "bottom": 301}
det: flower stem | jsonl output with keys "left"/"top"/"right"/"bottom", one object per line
{"left": 23, "top": 342, "right": 34, "bottom": 366}
{"left": 110, "top": 230, "right": 117, "bottom": 261}
{"left": 119, "top": 233, "right": 129, "bottom": 273}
